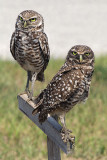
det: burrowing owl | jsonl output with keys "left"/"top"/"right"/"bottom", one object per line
{"left": 32, "top": 45, "right": 95, "bottom": 143}
{"left": 10, "top": 10, "right": 50, "bottom": 99}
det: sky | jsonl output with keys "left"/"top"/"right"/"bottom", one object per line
{"left": 0, "top": 0, "right": 107, "bottom": 59}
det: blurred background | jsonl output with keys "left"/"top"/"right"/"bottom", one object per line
{"left": 0, "top": 0, "right": 107, "bottom": 160}
{"left": 0, "top": 0, "right": 107, "bottom": 59}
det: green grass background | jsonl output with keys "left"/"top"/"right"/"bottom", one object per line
{"left": 0, "top": 56, "right": 107, "bottom": 160}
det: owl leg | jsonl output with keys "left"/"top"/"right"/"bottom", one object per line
{"left": 60, "top": 115, "right": 75, "bottom": 145}
{"left": 19, "top": 71, "right": 30, "bottom": 97}
{"left": 24, "top": 71, "right": 32, "bottom": 100}
{"left": 25, "top": 71, "right": 31, "bottom": 93}
{"left": 28, "top": 72, "right": 37, "bottom": 100}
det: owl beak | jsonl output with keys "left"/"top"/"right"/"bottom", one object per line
{"left": 24, "top": 21, "right": 27, "bottom": 28}
{"left": 80, "top": 55, "right": 83, "bottom": 63}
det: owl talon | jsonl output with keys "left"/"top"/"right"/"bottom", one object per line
{"left": 61, "top": 132, "right": 75, "bottom": 144}
{"left": 28, "top": 93, "right": 35, "bottom": 101}
{"left": 26, "top": 96, "right": 35, "bottom": 104}
{"left": 61, "top": 128, "right": 75, "bottom": 145}
{"left": 25, "top": 89, "right": 34, "bottom": 101}
{"left": 28, "top": 93, "right": 33, "bottom": 100}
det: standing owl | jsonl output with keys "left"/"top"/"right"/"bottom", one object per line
{"left": 32, "top": 45, "right": 95, "bottom": 143}
{"left": 10, "top": 10, "right": 50, "bottom": 99}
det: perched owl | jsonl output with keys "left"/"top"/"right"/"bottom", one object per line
{"left": 32, "top": 45, "right": 95, "bottom": 143}
{"left": 10, "top": 10, "right": 50, "bottom": 99}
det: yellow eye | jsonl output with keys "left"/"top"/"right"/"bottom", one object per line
{"left": 85, "top": 53, "right": 90, "bottom": 56}
{"left": 30, "top": 18, "right": 36, "bottom": 22}
{"left": 20, "top": 16, "right": 23, "bottom": 21}
{"left": 72, "top": 52, "right": 77, "bottom": 56}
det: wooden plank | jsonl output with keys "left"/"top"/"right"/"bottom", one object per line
{"left": 17, "top": 94, "right": 73, "bottom": 154}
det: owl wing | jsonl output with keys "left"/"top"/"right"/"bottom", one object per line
{"left": 39, "top": 32, "right": 50, "bottom": 71}
{"left": 35, "top": 65, "right": 75, "bottom": 104}
{"left": 10, "top": 32, "right": 16, "bottom": 60}
{"left": 51, "top": 62, "right": 75, "bottom": 84}
{"left": 33, "top": 68, "right": 83, "bottom": 115}
{"left": 48, "top": 69, "right": 82, "bottom": 104}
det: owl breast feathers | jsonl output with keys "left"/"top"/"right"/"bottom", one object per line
{"left": 32, "top": 45, "right": 95, "bottom": 123}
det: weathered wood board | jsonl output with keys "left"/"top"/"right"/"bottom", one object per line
{"left": 17, "top": 94, "right": 73, "bottom": 154}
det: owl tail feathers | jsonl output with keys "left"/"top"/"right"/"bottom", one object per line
{"left": 39, "top": 112, "right": 48, "bottom": 123}
{"left": 32, "top": 107, "right": 39, "bottom": 115}
{"left": 37, "top": 72, "right": 45, "bottom": 82}
{"left": 32, "top": 104, "right": 43, "bottom": 115}
{"left": 32, "top": 106, "right": 48, "bottom": 123}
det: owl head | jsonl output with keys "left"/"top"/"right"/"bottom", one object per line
{"left": 66, "top": 45, "right": 95, "bottom": 65}
{"left": 16, "top": 10, "right": 44, "bottom": 31}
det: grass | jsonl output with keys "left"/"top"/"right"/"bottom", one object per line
{"left": 0, "top": 56, "right": 107, "bottom": 160}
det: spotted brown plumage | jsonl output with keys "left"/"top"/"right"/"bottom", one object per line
{"left": 10, "top": 10, "right": 50, "bottom": 99}
{"left": 32, "top": 45, "right": 95, "bottom": 143}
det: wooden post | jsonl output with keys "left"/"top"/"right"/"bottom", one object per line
{"left": 47, "top": 136, "right": 61, "bottom": 160}
{"left": 17, "top": 94, "right": 73, "bottom": 159}
{"left": 47, "top": 115, "right": 61, "bottom": 160}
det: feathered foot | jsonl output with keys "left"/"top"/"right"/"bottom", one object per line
{"left": 25, "top": 71, "right": 33, "bottom": 100}
{"left": 24, "top": 88, "right": 35, "bottom": 102}
{"left": 27, "top": 91, "right": 33, "bottom": 100}
{"left": 59, "top": 114, "right": 75, "bottom": 145}
{"left": 24, "top": 84, "right": 34, "bottom": 101}
{"left": 28, "top": 72, "right": 37, "bottom": 100}
{"left": 25, "top": 71, "right": 37, "bottom": 100}
{"left": 61, "top": 127, "right": 75, "bottom": 145}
